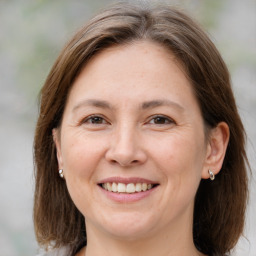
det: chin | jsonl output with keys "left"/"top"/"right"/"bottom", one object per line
{"left": 97, "top": 211, "right": 157, "bottom": 240}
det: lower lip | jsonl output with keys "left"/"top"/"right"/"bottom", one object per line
{"left": 98, "top": 186, "right": 158, "bottom": 203}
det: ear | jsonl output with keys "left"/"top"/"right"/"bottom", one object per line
{"left": 202, "top": 122, "right": 230, "bottom": 179}
{"left": 52, "top": 128, "right": 63, "bottom": 170}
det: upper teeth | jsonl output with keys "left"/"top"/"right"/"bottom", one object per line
{"left": 102, "top": 182, "right": 153, "bottom": 193}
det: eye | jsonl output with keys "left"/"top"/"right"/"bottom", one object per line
{"left": 148, "top": 115, "right": 175, "bottom": 125}
{"left": 83, "top": 115, "right": 108, "bottom": 125}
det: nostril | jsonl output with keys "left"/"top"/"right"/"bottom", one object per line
{"left": 108, "top": 158, "right": 143, "bottom": 167}
{"left": 105, "top": 145, "right": 147, "bottom": 166}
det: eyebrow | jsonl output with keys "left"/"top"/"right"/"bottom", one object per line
{"left": 72, "top": 99, "right": 184, "bottom": 112}
{"left": 72, "top": 99, "right": 111, "bottom": 112}
{"left": 141, "top": 99, "right": 184, "bottom": 111}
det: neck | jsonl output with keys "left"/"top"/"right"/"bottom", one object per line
{"left": 84, "top": 218, "right": 203, "bottom": 256}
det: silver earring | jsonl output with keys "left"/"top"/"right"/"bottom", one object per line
{"left": 59, "top": 169, "right": 64, "bottom": 178}
{"left": 208, "top": 170, "right": 215, "bottom": 181}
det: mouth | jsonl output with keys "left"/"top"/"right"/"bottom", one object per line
{"left": 99, "top": 182, "right": 158, "bottom": 193}
{"left": 97, "top": 177, "right": 159, "bottom": 202}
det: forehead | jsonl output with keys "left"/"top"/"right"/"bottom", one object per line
{"left": 66, "top": 40, "right": 198, "bottom": 112}
{"left": 84, "top": 40, "right": 184, "bottom": 77}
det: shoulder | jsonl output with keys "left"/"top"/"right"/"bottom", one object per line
{"left": 36, "top": 246, "right": 70, "bottom": 256}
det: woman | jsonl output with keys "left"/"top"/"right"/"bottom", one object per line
{"left": 33, "top": 2, "right": 249, "bottom": 256}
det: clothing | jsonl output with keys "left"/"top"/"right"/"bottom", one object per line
{"left": 36, "top": 246, "right": 69, "bottom": 256}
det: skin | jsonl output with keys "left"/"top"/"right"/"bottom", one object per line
{"left": 54, "top": 41, "right": 229, "bottom": 256}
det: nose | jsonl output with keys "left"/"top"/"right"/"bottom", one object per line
{"left": 105, "top": 124, "right": 147, "bottom": 167}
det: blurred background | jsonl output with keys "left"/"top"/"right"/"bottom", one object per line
{"left": 0, "top": 0, "right": 255, "bottom": 255}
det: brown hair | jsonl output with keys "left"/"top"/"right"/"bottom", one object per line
{"left": 33, "top": 2, "right": 249, "bottom": 255}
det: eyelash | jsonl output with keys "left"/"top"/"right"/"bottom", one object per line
{"left": 81, "top": 115, "right": 109, "bottom": 125}
{"left": 147, "top": 115, "right": 175, "bottom": 125}
{"left": 80, "top": 114, "right": 175, "bottom": 127}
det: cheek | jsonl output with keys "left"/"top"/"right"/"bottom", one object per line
{"left": 61, "top": 136, "right": 104, "bottom": 213}
{"left": 152, "top": 132, "right": 205, "bottom": 170}
{"left": 61, "top": 134, "right": 105, "bottom": 176}
{"left": 150, "top": 131, "right": 206, "bottom": 201}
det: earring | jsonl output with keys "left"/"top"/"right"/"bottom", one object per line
{"left": 208, "top": 169, "right": 215, "bottom": 181}
{"left": 59, "top": 169, "right": 64, "bottom": 178}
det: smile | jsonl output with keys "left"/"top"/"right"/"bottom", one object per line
{"left": 100, "top": 182, "right": 156, "bottom": 193}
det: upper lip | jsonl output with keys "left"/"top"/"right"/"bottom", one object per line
{"left": 98, "top": 176, "right": 159, "bottom": 185}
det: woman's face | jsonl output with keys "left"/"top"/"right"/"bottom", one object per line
{"left": 55, "top": 41, "right": 211, "bottom": 240}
